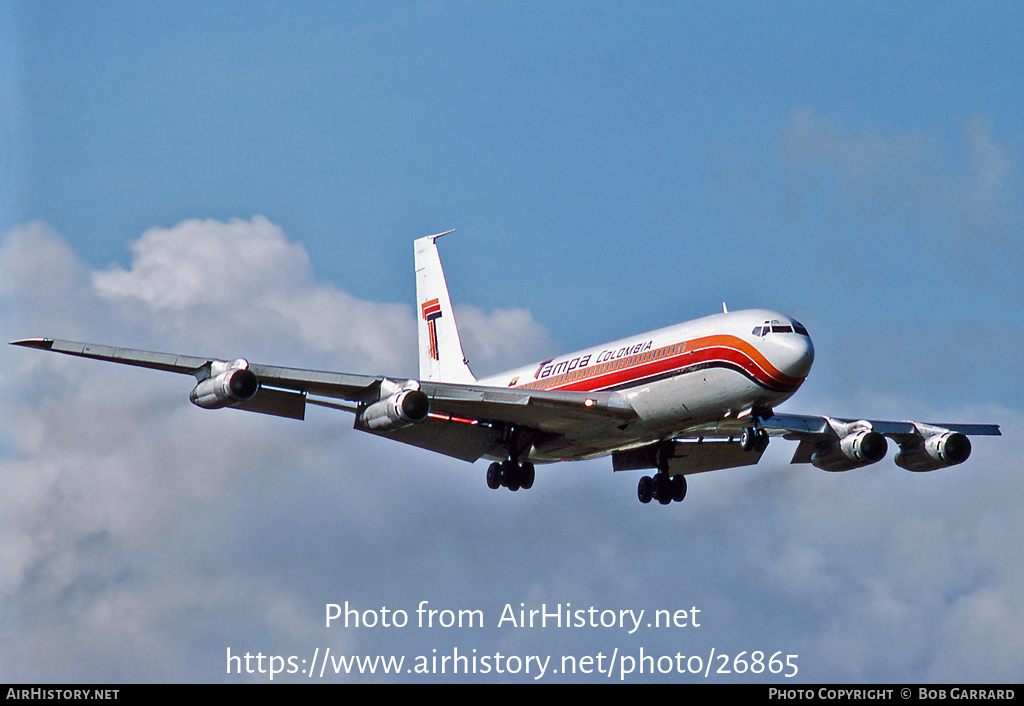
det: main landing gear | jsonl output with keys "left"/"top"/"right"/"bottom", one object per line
{"left": 635, "top": 439, "right": 687, "bottom": 506}
{"left": 486, "top": 460, "right": 535, "bottom": 492}
{"left": 637, "top": 472, "right": 687, "bottom": 505}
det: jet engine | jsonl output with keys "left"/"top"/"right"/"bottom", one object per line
{"left": 895, "top": 431, "right": 971, "bottom": 472}
{"left": 189, "top": 366, "right": 260, "bottom": 409}
{"left": 811, "top": 429, "right": 888, "bottom": 472}
{"left": 358, "top": 389, "right": 430, "bottom": 431}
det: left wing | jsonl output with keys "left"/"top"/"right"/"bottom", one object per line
{"left": 762, "top": 412, "right": 1000, "bottom": 472}
{"left": 663, "top": 410, "right": 1000, "bottom": 474}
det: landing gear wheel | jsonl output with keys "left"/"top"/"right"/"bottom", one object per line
{"left": 519, "top": 462, "right": 535, "bottom": 490}
{"left": 671, "top": 474, "right": 687, "bottom": 502}
{"left": 639, "top": 473, "right": 687, "bottom": 505}
{"left": 637, "top": 476, "right": 653, "bottom": 504}
{"left": 486, "top": 462, "right": 502, "bottom": 490}
{"left": 741, "top": 427, "right": 757, "bottom": 452}
{"left": 741, "top": 427, "right": 770, "bottom": 452}
{"left": 503, "top": 460, "right": 521, "bottom": 491}
{"left": 496, "top": 460, "right": 535, "bottom": 492}
{"left": 655, "top": 473, "right": 673, "bottom": 505}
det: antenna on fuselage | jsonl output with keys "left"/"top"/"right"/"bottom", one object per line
{"left": 722, "top": 302, "right": 729, "bottom": 314}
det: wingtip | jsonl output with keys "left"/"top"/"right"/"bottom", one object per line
{"left": 10, "top": 338, "right": 55, "bottom": 349}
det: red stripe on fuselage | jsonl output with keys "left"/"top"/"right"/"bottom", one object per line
{"left": 514, "top": 335, "right": 801, "bottom": 394}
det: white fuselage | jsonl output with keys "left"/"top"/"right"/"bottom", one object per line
{"left": 477, "top": 309, "right": 815, "bottom": 462}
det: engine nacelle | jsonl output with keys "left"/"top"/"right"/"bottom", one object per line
{"left": 895, "top": 432, "right": 971, "bottom": 472}
{"left": 190, "top": 368, "right": 260, "bottom": 409}
{"left": 811, "top": 430, "right": 888, "bottom": 472}
{"left": 357, "top": 389, "right": 430, "bottom": 431}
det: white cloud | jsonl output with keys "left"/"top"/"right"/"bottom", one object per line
{"left": 93, "top": 216, "right": 310, "bottom": 311}
{"left": 90, "top": 216, "right": 416, "bottom": 373}
{"left": 81, "top": 216, "right": 557, "bottom": 378}
{"left": 454, "top": 304, "right": 558, "bottom": 378}
{"left": 1, "top": 218, "right": 1020, "bottom": 683}
{"left": 0, "top": 217, "right": 567, "bottom": 681}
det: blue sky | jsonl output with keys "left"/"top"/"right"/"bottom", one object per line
{"left": 2, "top": 1, "right": 1022, "bottom": 683}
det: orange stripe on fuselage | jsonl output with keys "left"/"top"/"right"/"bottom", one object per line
{"left": 513, "top": 335, "right": 801, "bottom": 394}
{"left": 690, "top": 335, "right": 802, "bottom": 388}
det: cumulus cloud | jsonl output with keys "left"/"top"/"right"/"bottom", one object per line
{"left": 1, "top": 217, "right": 1020, "bottom": 683}
{"left": 454, "top": 304, "right": 557, "bottom": 378}
{"left": 0, "top": 217, "right": 564, "bottom": 682}
{"left": 0, "top": 222, "right": 101, "bottom": 340}
{"left": 90, "top": 216, "right": 416, "bottom": 374}
{"left": 30, "top": 215, "right": 561, "bottom": 378}
{"left": 94, "top": 216, "right": 310, "bottom": 310}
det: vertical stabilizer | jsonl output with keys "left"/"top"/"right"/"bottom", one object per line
{"left": 414, "top": 232, "right": 476, "bottom": 383}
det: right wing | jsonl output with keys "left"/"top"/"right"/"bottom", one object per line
{"left": 10, "top": 338, "right": 639, "bottom": 463}
{"left": 12, "top": 338, "right": 378, "bottom": 420}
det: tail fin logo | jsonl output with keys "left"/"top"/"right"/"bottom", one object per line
{"left": 421, "top": 298, "right": 443, "bottom": 360}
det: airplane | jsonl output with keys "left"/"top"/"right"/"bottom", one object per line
{"left": 11, "top": 231, "right": 1000, "bottom": 506}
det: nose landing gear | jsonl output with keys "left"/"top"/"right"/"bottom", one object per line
{"left": 741, "top": 426, "right": 769, "bottom": 452}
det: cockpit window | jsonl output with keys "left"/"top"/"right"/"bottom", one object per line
{"left": 755, "top": 320, "right": 810, "bottom": 337}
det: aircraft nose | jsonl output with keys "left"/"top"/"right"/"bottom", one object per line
{"left": 777, "top": 331, "right": 815, "bottom": 380}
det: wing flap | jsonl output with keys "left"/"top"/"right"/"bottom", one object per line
{"left": 234, "top": 386, "right": 307, "bottom": 420}
{"left": 364, "top": 416, "right": 505, "bottom": 463}
{"left": 612, "top": 439, "right": 766, "bottom": 476}
{"left": 420, "top": 381, "right": 637, "bottom": 432}
{"left": 247, "top": 363, "right": 380, "bottom": 400}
